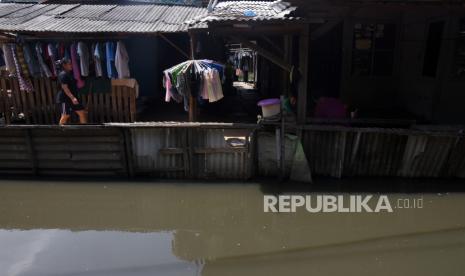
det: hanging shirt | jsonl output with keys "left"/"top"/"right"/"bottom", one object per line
{"left": 16, "top": 44, "right": 31, "bottom": 79}
{"left": 46, "top": 43, "right": 58, "bottom": 77}
{"left": 92, "top": 43, "right": 102, "bottom": 77}
{"left": 2, "top": 43, "right": 16, "bottom": 76}
{"left": 105, "top": 42, "right": 117, "bottom": 79}
{"left": 70, "top": 43, "right": 85, "bottom": 89}
{"left": 77, "top": 42, "right": 90, "bottom": 77}
{"left": 115, "top": 41, "right": 130, "bottom": 79}
{"left": 11, "top": 44, "right": 33, "bottom": 92}
{"left": 23, "top": 44, "right": 41, "bottom": 77}
{"left": 35, "top": 43, "right": 52, "bottom": 78}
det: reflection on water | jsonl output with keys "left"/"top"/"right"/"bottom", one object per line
{"left": 0, "top": 180, "right": 464, "bottom": 276}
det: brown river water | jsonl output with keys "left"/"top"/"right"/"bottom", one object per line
{"left": 0, "top": 179, "right": 464, "bottom": 276}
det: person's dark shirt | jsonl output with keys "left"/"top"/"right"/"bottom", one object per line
{"left": 56, "top": 71, "right": 77, "bottom": 104}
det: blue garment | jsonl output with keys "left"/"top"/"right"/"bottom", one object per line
{"left": 23, "top": 43, "right": 41, "bottom": 77}
{"left": 105, "top": 42, "right": 117, "bottom": 78}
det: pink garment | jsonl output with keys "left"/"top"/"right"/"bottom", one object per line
{"left": 314, "top": 97, "right": 347, "bottom": 119}
{"left": 164, "top": 72, "right": 172, "bottom": 102}
{"left": 70, "top": 43, "right": 85, "bottom": 89}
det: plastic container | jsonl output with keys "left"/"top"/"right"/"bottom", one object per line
{"left": 257, "top": 98, "right": 281, "bottom": 118}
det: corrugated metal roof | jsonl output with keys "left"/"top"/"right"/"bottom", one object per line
{"left": 188, "top": 0, "right": 299, "bottom": 27}
{"left": 0, "top": 3, "right": 207, "bottom": 33}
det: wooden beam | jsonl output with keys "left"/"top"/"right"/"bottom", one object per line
{"left": 158, "top": 33, "right": 189, "bottom": 59}
{"left": 311, "top": 20, "right": 343, "bottom": 41}
{"left": 188, "top": 33, "right": 197, "bottom": 122}
{"left": 260, "top": 35, "right": 283, "bottom": 54}
{"left": 297, "top": 24, "right": 310, "bottom": 124}
{"left": 230, "top": 36, "right": 293, "bottom": 72}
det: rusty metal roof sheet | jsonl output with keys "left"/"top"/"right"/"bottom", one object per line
{"left": 188, "top": 0, "right": 298, "bottom": 27}
{"left": 0, "top": 3, "right": 207, "bottom": 33}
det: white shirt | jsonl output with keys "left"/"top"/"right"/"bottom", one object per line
{"left": 115, "top": 41, "right": 130, "bottom": 79}
{"left": 77, "top": 42, "right": 89, "bottom": 77}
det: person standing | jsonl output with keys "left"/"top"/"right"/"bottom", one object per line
{"left": 55, "top": 58, "right": 87, "bottom": 125}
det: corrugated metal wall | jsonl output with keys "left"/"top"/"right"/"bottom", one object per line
{"left": 299, "top": 128, "right": 465, "bottom": 179}
{"left": 130, "top": 127, "right": 254, "bottom": 179}
{"left": 0, "top": 126, "right": 127, "bottom": 177}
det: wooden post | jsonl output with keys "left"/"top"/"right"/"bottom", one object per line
{"left": 189, "top": 33, "right": 197, "bottom": 122}
{"left": 297, "top": 24, "right": 310, "bottom": 125}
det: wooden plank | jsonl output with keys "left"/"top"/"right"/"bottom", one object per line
{"left": 40, "top": 78, "right": 48, "bottom": 124}
{"left": 92, "top": 93, "right": 99, "bottom": 123}
{"left": 111, "top": 85, "right": 117, "bottom": 122}
{"left": 85, "top": 94, "right": 93, "bottom": 123}
{"left": 116, "top": 86, "right": 123, "bottom": 122}
{"left": 123, "top": 87, "right": 130, "bottom": 122}
{"left": 44, "top": 78, "right": 54, "bottom": 124}
{"left": 11, "top": 78, "right": 22, "bottom": 120}
{"left": 129, "top": 87, "right": 136, "bottom": 122}
{"left": 0, "top": 78, "right": 10, "bottom": 124}
{"left": 98, "top": 93, "right": 105, "bottom": 123}
{"left": 35, "top": 78, "right": 44, "bottom": 124}
{"left": 51, "top": 79, "right": 59, "bottom": 123}
{"left": 104, "top": 92, "right": 111, "bottom": 123}
{"left": 20, "top": 89, "right": 30, "bottom": 124}
{"left": 30, "top": 78, "right": 39, "bottom": 124}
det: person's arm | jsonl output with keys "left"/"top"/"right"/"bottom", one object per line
{"left": 61, "top": 83, "right": 79, "bottom": 105}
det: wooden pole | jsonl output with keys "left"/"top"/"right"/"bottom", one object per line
{"left": 189, "top": 33, "right": 197, "bottom": 122}
{"left": 159, "top": 33, "right": 190, "bottom": 59}
{"left": 297, "top": 24, "right": 310, "bottom": 125}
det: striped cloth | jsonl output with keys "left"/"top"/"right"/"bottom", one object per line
{"left": 11, "top": 44, "right": 34, "bottom": 92}
{"left": 16, "top": 44, "right": 30, "bottom": 79}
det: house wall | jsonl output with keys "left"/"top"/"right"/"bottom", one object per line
{"left": 339, "top": 7, "right": 403, "bottom": 111}
{"left": 398, "top": 9, "right": 465, "bottom": 124}
{"left": 304, "top": 3, "right": 465, "bottom": 124}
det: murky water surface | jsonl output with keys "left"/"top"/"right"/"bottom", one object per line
{"left": 0, "top": 180, "right": 464, "bottom": 276}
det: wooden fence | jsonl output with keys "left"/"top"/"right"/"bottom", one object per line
{"left": 0, "top": 77, "right": 136, "bottom": 124}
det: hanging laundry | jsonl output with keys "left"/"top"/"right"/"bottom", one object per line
{"left": 16, "top": 45, "right": 31, "bottom": 79}
{"left": 23, "top": 44, "right": 41, "bottom": 77}
{"left": 163, "top": 60, "right": 224, "bottom": 112}
{"left": 115, "top": 41, "right": 130, "bottom": 79}
{"left": 105, "top": 41, "right": 117, "bottom": 79}
{"left": 11, "top": 44, "right": 33, "bottom": 92}
{"left": 46, "top": 43, "right": 58, "bottom": 77}
{"left": 91, "top": 43, "right": 101, "bottom": 77}
{"left": 35, "top": 43, "right": 51, "bottom": 78}
{"left": 77, "top": 41, "right": 90, "bottom": 77}
{"left": 57, "top": 42, "right": 65, "bottom": 59}
{"left": 70, "top": 43, "right": 85, "bottom": 89}
{"left": 2, "top": 43, "right": 16, "bottom": 76}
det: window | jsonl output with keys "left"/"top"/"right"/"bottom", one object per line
{"left": 351, "top": 23, "right": 396, "bottom": 76}
{"left": 453, "top": 18, "right": 465, "bottom": 78}
{"left": 423, "top": 21, "right": 444, "bottom": 77}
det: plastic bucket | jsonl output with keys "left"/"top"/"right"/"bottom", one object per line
{"left": 258, "top": 98, "right": 281, "bottom": 118}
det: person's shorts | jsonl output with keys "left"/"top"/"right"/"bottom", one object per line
{"left": 59, "top": 101, "right": 85, "bottom": 116}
